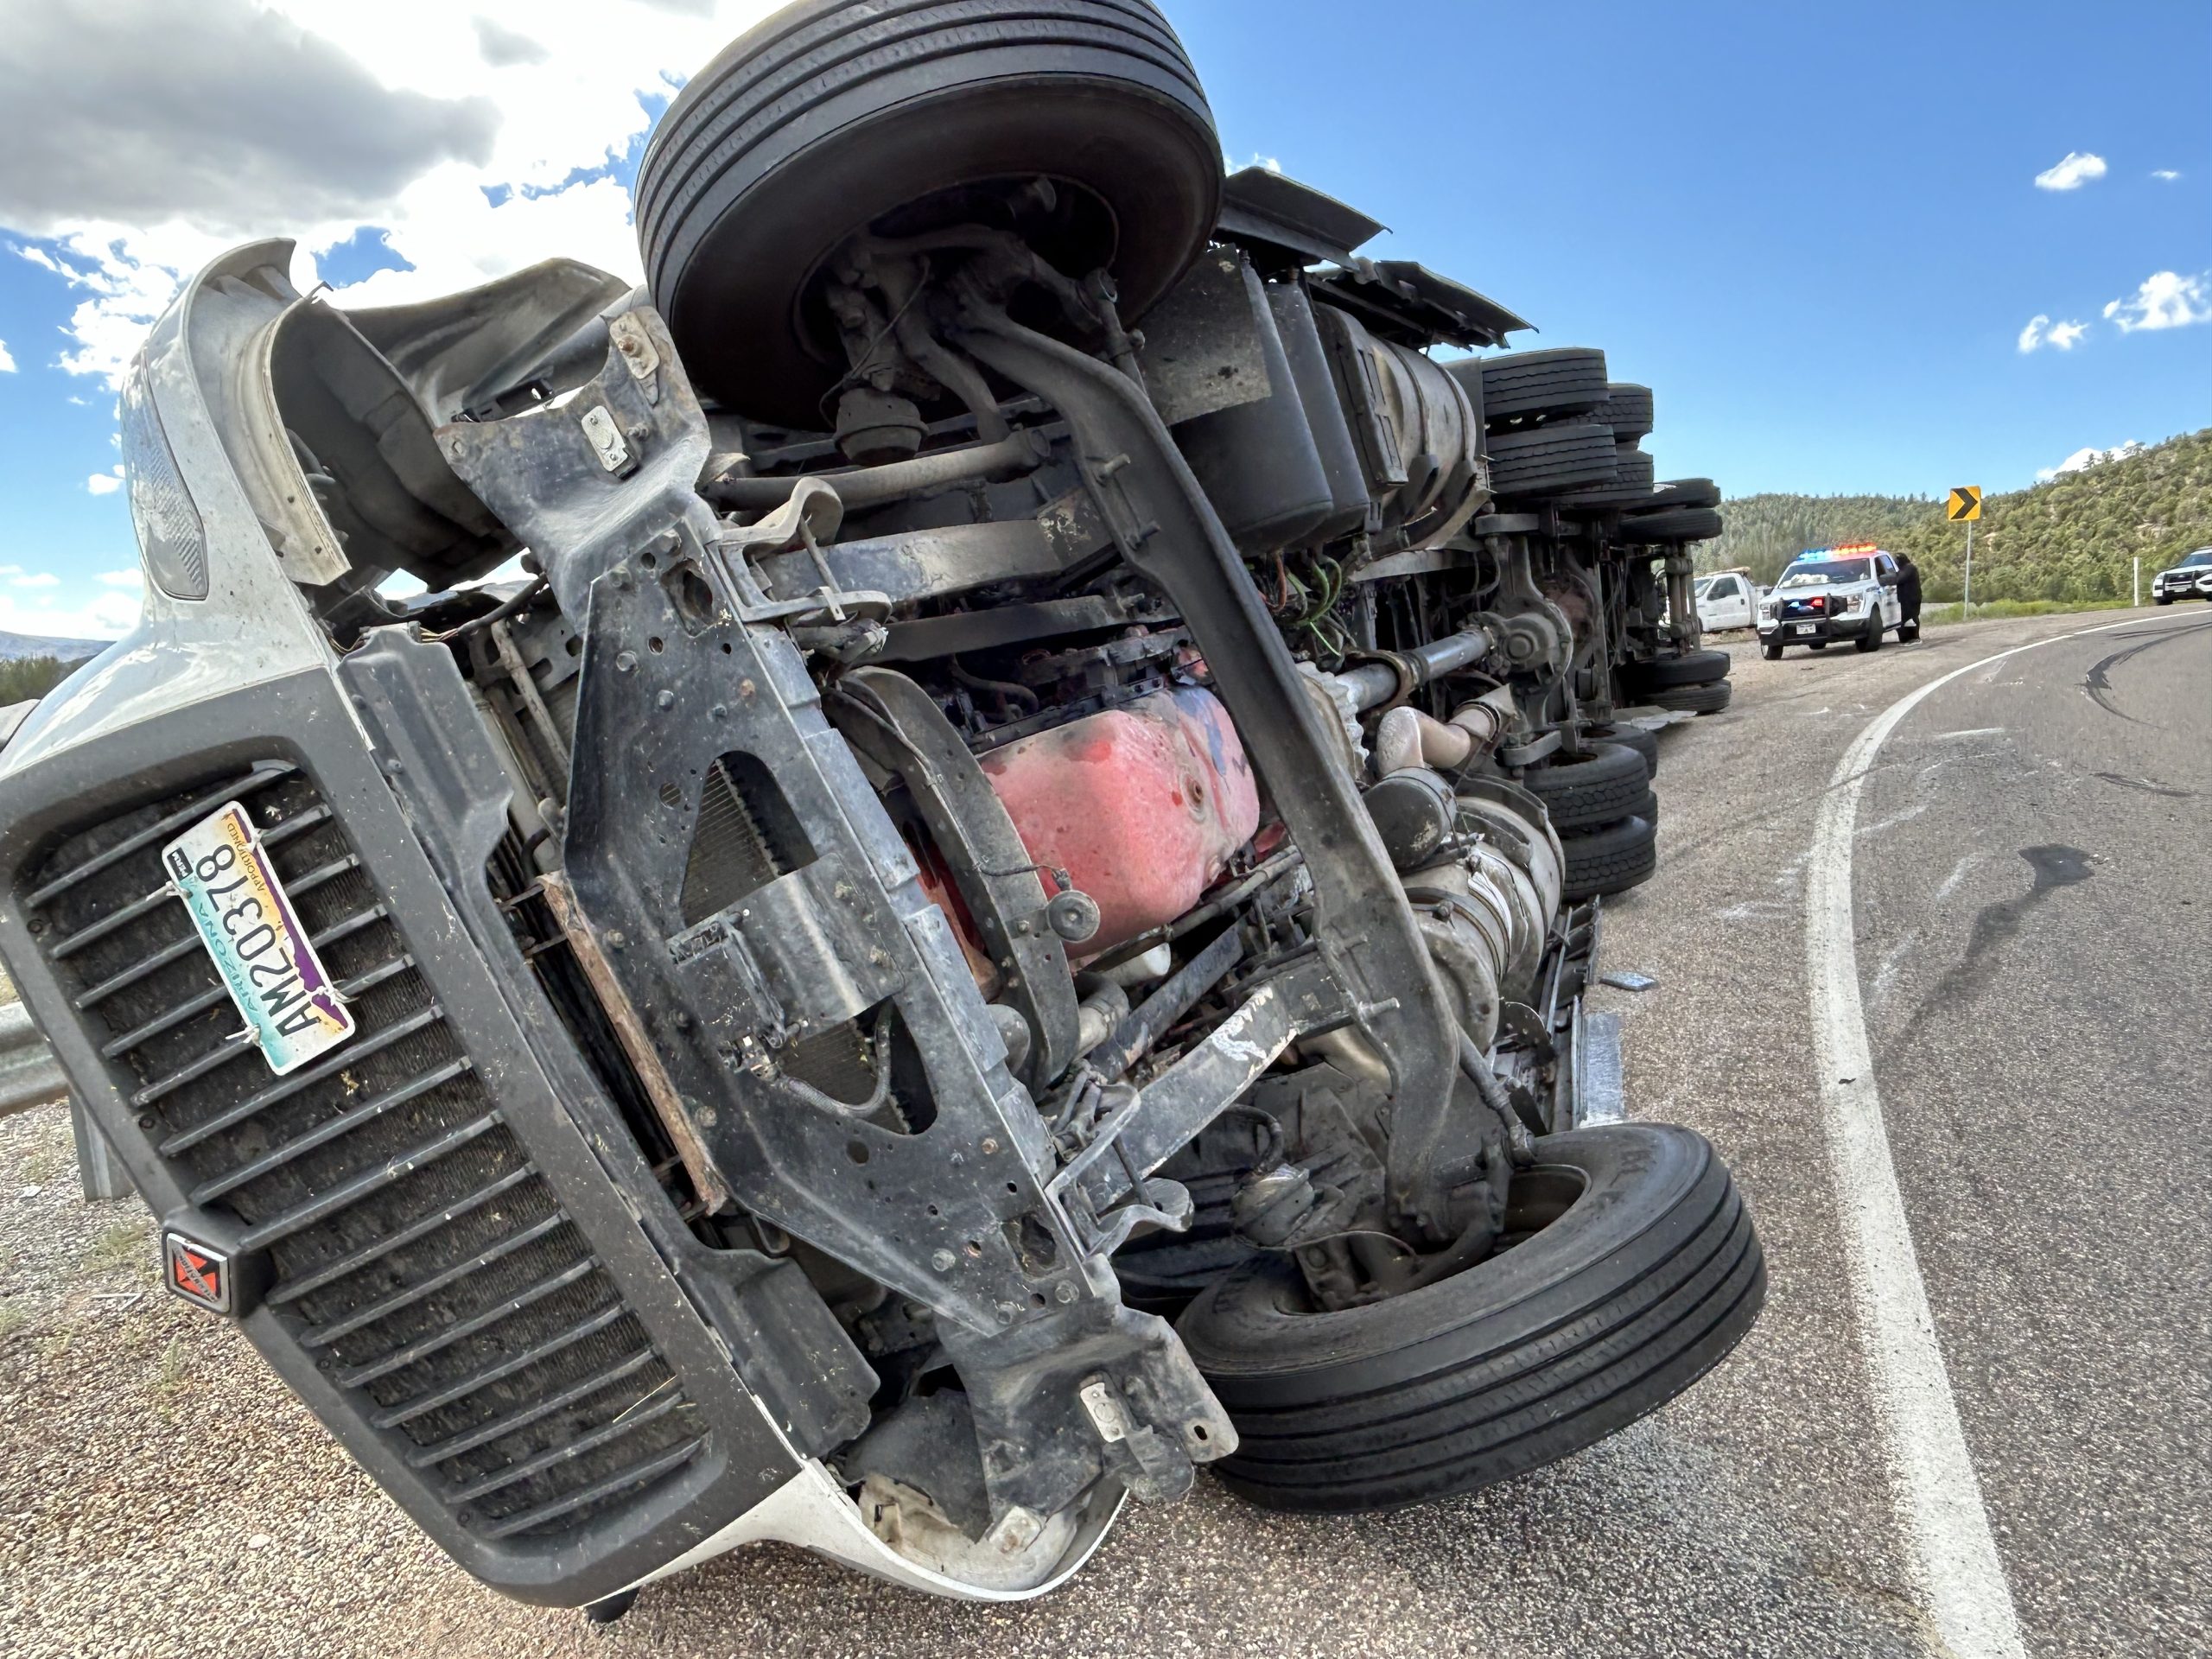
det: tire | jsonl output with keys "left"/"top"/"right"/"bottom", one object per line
{"left": 1560, "top": 480, "right": 1659, "bottom": 511}
{"left": 1651, "top": 477, "right": 1720, "bottom": 510}
{"left": 1761, "top": 637, "right": 1783, "bottom": 660}
{"left": 1613, "top": 446, "right": 1655, "bottom": 489}
{"left": 1808, "top": 640, "right": 1828, "bottom": 652}
{"left": 637, "top": 0, "right": 1221, "bottom": 425}
{"left": 1649, "top": 679, "right": 1732, "bottom": 715}
{"left": 1559, "top": 811, "right": 1658, "bottom": 898}
{"left": 1520, "top": 741, "right": 1649, "bottom": 832}
{"left": 1469, "top": 348, "right": 1609, "bottom": 425}
{"left": 1618, "top": 505, "right": 1725, "bottom": 544}
{"left": 1487, "top": 423, "right": 1619, "bottom": 498}
{"left": 1590, "top": 382, "right": 1653, "bottom": 442}
{"left": 2156, "top": 594, "right": 2173, "bottom": 606}
{"left": 1626, "top": 648, "right": 1731, "bottom": 691}
{"left": 1854, "top": 615, "right": 1883, "bottom": 653}
{"left": 1589, "top": 722, "right": 1658, "bottom": 779}
{"left": 1177, "top": 1122, "right": 1764, "bottom": 1514}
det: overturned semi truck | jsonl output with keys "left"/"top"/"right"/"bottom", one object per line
{"left": 0, "top": 0, "right": 1758, "bottom": 1608}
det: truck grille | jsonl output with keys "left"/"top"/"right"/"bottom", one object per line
{"left": 22, "top": 761, "right": 706, "bottom": 1540}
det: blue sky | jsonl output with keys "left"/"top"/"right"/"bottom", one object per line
{"left": 1, "top": 0, "right": 2206, "bottom": 639}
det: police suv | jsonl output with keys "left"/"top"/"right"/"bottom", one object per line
{"left": 2152, "top": 548, "right": 2212, "bottom": 604}
{"left": 1757, "top": 543, "right": 1910, "bottom": 658}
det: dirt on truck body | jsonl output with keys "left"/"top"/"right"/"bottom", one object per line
{"left": 0, "top": 0, "right": 1760, "bottom": 1611}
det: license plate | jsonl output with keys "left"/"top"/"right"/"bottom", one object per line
{"left": 1790, "top": 624, "right": 1814, "bottom": 635}
{"left": 163, "top": 801, "right": 355, "bottom": 1075}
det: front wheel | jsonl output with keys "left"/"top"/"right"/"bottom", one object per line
{"left": 636, "top": 0, "right": 1223, "bottom": 424}
{"left": 1760, "top": 637, "right": 1783, "bottom": 660}
{"left": 1177, "top": 1123, "right": 1765, "bottom": 1514}
{"left": 1854, "top": 616, "right": 1883, "bottom": 652}
{"left": 2156, "top": 594, "right": 2174, "bottom": 606}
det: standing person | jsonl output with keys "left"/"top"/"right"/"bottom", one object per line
{"left": 1894, "top": 551, "right": 1923, "bottom": 638}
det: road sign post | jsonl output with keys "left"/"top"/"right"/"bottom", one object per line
{"left": 1948, "top": 486, "right": 1981, "bottom": 617}
{"left": 2133, "top": 556, "right": 2141, "bottom": 607}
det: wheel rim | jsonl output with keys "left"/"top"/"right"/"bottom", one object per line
{"left": 1258, "top": 1162, "right": 1593, "bottom": 1318}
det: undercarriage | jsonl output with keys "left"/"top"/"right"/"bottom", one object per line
{"left": 0, "top": 0, "right": 1762, "bottom": 1605}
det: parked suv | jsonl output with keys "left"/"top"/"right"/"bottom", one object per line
{"left": 2153, "top": 548, "right": 2212, "bottom": 604}
{"left": 1758, "top": 544, "right": 1907, "bottom": 658}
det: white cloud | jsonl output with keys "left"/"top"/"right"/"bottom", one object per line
{"left": 0, "top": 588, "right": 143, "bottom": 641}
{"left": 2102, "top": 270, "right": 2212, "bottom": 333}
{"left": 96, "top": 569, "right": 143, "bottom": 588}
{"left": 0, "top": 339, "right": 15, "bottom": 372}
{"left": 474, "top": 17, "right": 550, "bottom": 67}
{"left": 10, "top": 572, "right": 61, "bottom": 588}
{"left": 86, "top": 466, "right": 124, "bottom": 495}
{"left": 4, "top": 3, "right": 782, "bottom": 388}
{"left": 2018, "top": 314, "right": 2088, "bottom": 353}
{"left": 2033, "top": 151, "right": 2107, "bottom": 191}
{"left": 2037, "top": 439, "right": 2145, "bottom": 483}
{"left": 2151, "top": 169, "right": 2181, "bottom": 181}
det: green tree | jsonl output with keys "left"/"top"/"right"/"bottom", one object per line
{"left": 0, "top": 656, "right": 85, "bottom": 704}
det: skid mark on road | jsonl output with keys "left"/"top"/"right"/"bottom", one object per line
{"left": 1854, "top": 751, "right": 2006, "bottom": 839}
{"left": 1716, "top": 846, "right": 1810, "bottom": 923}
{"left": 2093, "top": 771, "right": 2194, "bottom": 799}
{"left": 1795, "top": 615, "right": 2212, "bottom": 1659}
{"left": 1866, "top": 852, "right": 1992, "bottom": 1021}
{"left": 2083, "top": 624, "right": 2202, "bottom": 723}
{"left": 1868, "top": 935, "right": 1916, "bottom": 1021}
{"left": 1933, "top": 851, "right": 1989, "bottom": 906}
{"left": 1887, "top": 848, "right": 2094, "bottom": 1056}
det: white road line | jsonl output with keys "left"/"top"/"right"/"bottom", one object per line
{"left": 1804, "top": 612, "right": 2212, "bottom": 1659}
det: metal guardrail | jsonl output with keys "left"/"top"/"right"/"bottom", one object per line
{"left": 2, "top": 1001, "right": 133, "bottom": 1200}
{"left": 1, "top": 1001, "right": 70, "bottom": 1119}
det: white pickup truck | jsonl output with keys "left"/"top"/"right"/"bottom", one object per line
{"left": 1757, "top": 544, "right": 1910, "bottom": 658}
{"left": 1691, "top": 569, "right": 1760, "bottom": 632}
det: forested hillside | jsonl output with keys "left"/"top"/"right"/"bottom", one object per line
{"left": 0, "top": 655, "right": 81, "bottom": 705}
{"left": 1707, "top": 428, "right": 2212, "bottom": 601}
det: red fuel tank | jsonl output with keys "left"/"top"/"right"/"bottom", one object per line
{"left": 979, "top": 687, "right": 1260, "bottom": 954}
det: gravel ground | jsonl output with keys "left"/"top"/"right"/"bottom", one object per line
{"left": 2, "top": 613, "right": 2178, "bottom": 1658}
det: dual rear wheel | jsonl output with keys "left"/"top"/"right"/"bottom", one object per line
{"left": 1522, "top": 741, "right": 1659, "bottom": 900}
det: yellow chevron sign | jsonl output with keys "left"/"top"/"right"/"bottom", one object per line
{"left": 1947, "top": 486, "right": 1982, "bottom": 522}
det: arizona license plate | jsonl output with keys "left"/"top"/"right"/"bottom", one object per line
{"left": 163, "top": 801, "right": 355, "bottom": 1075}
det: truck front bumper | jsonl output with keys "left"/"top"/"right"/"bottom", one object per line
{"left": 1758, "top": 612, "right": 1868, "bottom": 643}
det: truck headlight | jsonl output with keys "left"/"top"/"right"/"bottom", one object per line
{"left": 119, "top": 353, "right": 209, "bottom": 601}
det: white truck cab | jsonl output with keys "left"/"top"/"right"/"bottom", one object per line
{"left": 1757, "top": 543, "right": 1909, "bottom": 658}
{"left": 1693, "top": 569, "right": 1758, "bottom": 632}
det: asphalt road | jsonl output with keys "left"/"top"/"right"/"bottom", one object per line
{"left": 2, "top": 608, "right": 2206, "bottom": 1658}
